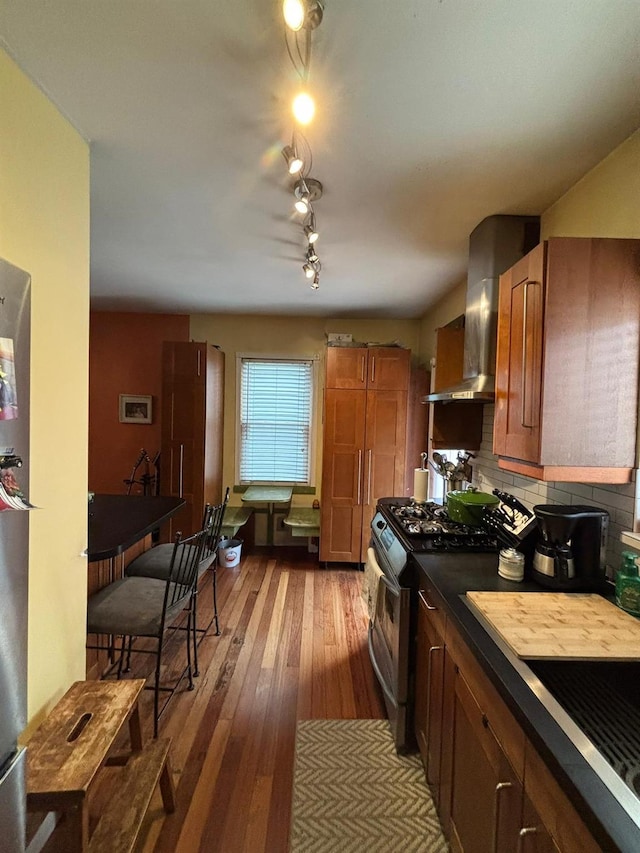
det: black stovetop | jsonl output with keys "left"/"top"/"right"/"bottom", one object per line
{"left": 377, "top": 497, "right": 498, "bottom": 554}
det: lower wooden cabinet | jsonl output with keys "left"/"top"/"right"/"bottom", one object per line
{"left": 414, "top": 612, "right": 602, "bottom": 852}
{"left": 449, "top": 668, "right": 522, "bottom": 853}
{"left": 414, "top": 588, "right": 445, "bottom": 796}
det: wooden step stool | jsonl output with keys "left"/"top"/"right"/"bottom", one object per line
{"left": 26, "top": 679, "right": 175, "bottom": 853}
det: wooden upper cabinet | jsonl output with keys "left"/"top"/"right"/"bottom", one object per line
{"left": 325, "top": 345, "right": 410, "bottom": 390}
{"left": 430, "top": 326, "right": 483, "bottom": 451}
{"left": 493, "top": 237, "right": 640, "bottom": 483}
{"left": 493, "top": 243, "right": 545, "bottom": 464}
{"left": 325, "top": 347, "right": 368, "bottom": 389}
{"left": 366, "top": 347, "right": 410, "bottom": 390}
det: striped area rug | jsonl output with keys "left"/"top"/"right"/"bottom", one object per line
{"left": 290, "top": 719, "right": 448, "bottom": 853}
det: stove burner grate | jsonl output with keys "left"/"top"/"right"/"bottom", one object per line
{"left": 379, "top": 500, "right": 498, "bottom": 554}
{"left": 389, "top": 501, "right": 485, "bottom": 536}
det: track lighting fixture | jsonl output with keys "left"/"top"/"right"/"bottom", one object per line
{"left": 283, "top": 0, "right": 324, "bottom": 32}
{"left": 280, "top": 0, "right": 325, "bottom": 290}
{"left": 282, "top": 143, "right": 303, "bottom": 175}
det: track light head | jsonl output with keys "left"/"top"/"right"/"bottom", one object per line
{"left": 310, "top": 272, "right": 320, "bottom": 289}
{"left": 282, "top": 144, "right": 303, "bottom": 175}
{"left": 293, "top": 178, "right": 322, "bottom": 216}
{"left": 292, "top": 92, "right": 315, "bottom": 125}
{"left": 306, "top": 246, "right": 319, "bottom": 264}
{"left": 302, "top": 262, "right": 315, "bottom": 278}
{"left": 283, "top": 0, "right": 324, "bottom": 32}
{"left": 303, "top": 212, "right": 319, "bottom": 243}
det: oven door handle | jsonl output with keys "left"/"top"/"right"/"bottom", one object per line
{"left": 367, "top": 623, "right": 397, "bottom": 707}
{"left": 377, "top": 571, "right": 400, "bottom": 598}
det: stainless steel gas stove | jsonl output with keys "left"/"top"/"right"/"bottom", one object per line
{"left": 368, "top": 497, "right": 498, "bottom": 751}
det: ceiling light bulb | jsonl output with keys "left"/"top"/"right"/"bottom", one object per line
{"left": 304, "top": 223, "right": 318, "bottom": 243}
{"left": 293, "top": 92, "right": 315, "bottom": 125}
{"left": 311, "top": 272, "right": 320, "bottom": 289}
{"left": 282, "top": 144, "right": 303, "bottom": 175}
{"left": 283, "top": 1, "right": 324, "bottom": 31}
{"left": 283, "top": 0, "right": 305, "bottom": 31}
{"left": 294, "top": 194, "right": 310, "bottom": 214}
{"left": 303, "top": 262, "right": 315, "bottom": 278}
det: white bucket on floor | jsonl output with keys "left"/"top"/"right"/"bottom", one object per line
{"left": 218, "top": 537, "right": 243, "bottom": 568}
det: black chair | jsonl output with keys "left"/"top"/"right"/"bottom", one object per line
{"left": 193, "top": 488, "right": 230, "bottom": 640}
{"left": 86, "top": 525, "right": 208, "bottom": 737}
{"left": 126, "top": 489, "right": 230, "bottom": 674}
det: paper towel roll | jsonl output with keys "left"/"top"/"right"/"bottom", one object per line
{"left": 413, "top": 468, "right": 429, "bottom": 503}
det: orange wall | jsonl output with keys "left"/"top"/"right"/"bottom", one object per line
{"left": 89, "top": 311, "right": 189, "bottom": 493}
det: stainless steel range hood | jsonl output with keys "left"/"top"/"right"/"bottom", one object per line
{"left": 424, "top": 214, "right": 540, "bottom": 403}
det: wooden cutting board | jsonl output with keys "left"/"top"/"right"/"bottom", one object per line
{"left": 466, "top": 591, "right": 640, "bottom": 660}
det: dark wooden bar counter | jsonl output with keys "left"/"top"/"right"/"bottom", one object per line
{"left": 87, "top": 494, "right": 185, "bottom": 678}
{"left": 88, "top": 494, "right": 185, "bottom": 561}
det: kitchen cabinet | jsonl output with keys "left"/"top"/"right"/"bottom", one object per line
{"left": 429, "top": 326, "right": 483, "bottom": 451}
{"left": 414, "top": 584, "right": 446, "bottom": 806}
{"left": 440, "top": 616, "right": 601, "bottom": 853}
{"left": 320, "top": 346, "right": 410, "bottom": 563}
{"left": 493, "top": 237, "right": 640, "bottom": 483}
{"left": 324, "top": 345, "right": 410, "bottom": 390}
{"left": 449, "top": 666, "right": 523, "bottom": 852}
{"left": 404, "top": 363, "right": 431, "bottom": 498}
{"left": 160, "top": 341, "right": 224, "bottom": 539}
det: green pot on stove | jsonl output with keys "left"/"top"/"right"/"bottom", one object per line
{"left": 446, "top": 488, "right": 500, "bottom": 526}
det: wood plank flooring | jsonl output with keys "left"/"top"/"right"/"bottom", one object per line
{"left": 103, "top": 547, "right": 385, "bottom": 853}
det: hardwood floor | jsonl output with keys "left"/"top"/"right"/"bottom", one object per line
{"left": 105, "top": 547, "right": 385, "bottom": 852}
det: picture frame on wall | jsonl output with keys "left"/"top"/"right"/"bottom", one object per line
{"left": 119, "top": 394, "right": 152, "bottom": 424}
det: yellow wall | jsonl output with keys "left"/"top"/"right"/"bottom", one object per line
{"left": 417, "top": 278, "right": 466, "bottom": 366}
{"left": 420, "top": 129, "right": 640, "bottom": 346}
{"left": 188, "top": 314, "right": 421, "bottom": 507}
{"left": 0, "top": 50, "right": 90, "bottom": 733}
{"left": 541, "top": 130, "right": 640, "bottom": 239}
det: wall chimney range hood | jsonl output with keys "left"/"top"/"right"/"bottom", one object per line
{"left": 424, "top": 214, "right": 540, "bottom": 404}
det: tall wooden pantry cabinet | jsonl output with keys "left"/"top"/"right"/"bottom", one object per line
{"left": 320, "top": 345, "right": 410, "bottom": 563}
{"left": 160, "top": 341, "right": 225, "bottom": 539}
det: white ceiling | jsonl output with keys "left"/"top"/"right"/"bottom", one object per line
{"left": 1, "top": 1, "right": 639, "bottom": 318}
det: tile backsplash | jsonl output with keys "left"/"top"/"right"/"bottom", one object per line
{"left": 471, "top": 405, "right": 639, "bottom": 579}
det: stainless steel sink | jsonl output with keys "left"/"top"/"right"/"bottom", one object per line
{"left": 527, "top": 659, "right": 640, "bottom": 798}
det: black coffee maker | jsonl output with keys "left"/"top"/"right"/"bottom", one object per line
{"left": 532, "top": 505, "right": 609, "bottom": 591}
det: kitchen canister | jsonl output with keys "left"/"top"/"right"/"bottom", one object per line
{"left": 498, "top": 548, "right": 525, "bottom": 582}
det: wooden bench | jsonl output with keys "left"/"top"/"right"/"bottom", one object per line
{"left": 220, "top": 505, "right": 253, "bottom": 539}
{"left": 27, "top": 679, "right": 175, "bottom": 853}
{"left": 283, "top": 507, "right": 320, "bottom": 551}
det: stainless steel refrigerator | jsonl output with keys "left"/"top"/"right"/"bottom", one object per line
{"left": 0, "top": 258, "right": 31, "bottom": 853}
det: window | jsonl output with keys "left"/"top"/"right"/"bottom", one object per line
{"left": 238, "top": 356, "right": 315, "bottom": 484}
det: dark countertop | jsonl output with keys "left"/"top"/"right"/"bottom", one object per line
{"left": 411, "top": 552, "right": 640, "bottom": 853}
{"left": 88, "top": 494, "right": 185, "bottom": 561}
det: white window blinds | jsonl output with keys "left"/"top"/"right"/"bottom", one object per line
{"left": 239, "top": 358, "right": 313, "bottom": 484}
